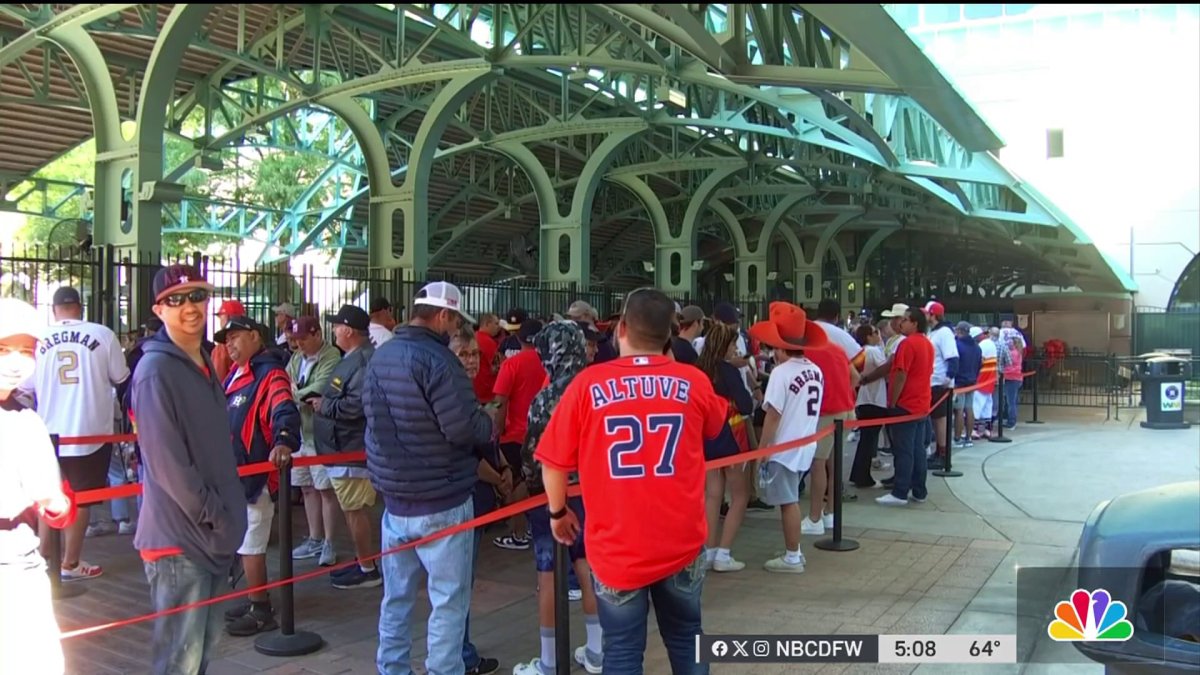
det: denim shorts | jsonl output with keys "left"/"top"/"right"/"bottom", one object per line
{"left": 527, "top": 496, "right": 586, "bottom": 573}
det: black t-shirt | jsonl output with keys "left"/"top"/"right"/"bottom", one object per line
{"left": 670, "top": 336, "right": 698, "bottom": 365}
{"left": 499, "top": 334, "right": 522, "bottom": 360}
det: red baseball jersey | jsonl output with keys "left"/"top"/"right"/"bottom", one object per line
{"left": 535, "top": 355, "right": 726, "bottom": 591}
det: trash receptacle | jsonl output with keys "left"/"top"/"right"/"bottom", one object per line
{"left": 1074, "top": 481, "right": 1200, "bottom": 673}
{"left": 1141, "top": 357, "right": 1191, "bottom": 430}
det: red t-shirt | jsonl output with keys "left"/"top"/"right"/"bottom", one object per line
{"left": 535, "top": 355, "right": 727, "bottom": 591}
{"left": 473, "top": 330, "right": 499, "bottom": 403}
{"left": 493, "top": 348, "right": 545, "bottom": 445}
{"left": 890, "top": 333, "right": 934, "bottom": 414}
{"left": 805, "top": 346, "right": 855, "bottom": 414}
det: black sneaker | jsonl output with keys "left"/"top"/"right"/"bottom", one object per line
{"left": 467, "top": 657, "right": 500, "bottom": 675}
{"left": 226, "top": 605, "right": 277, "bottom": 637}
{"left": 493, "top": 534, "right": 531, "bottom": 551}
{"left": 927, "top": 457, "right": 945, "bottom": 471}
{"left": 332, "top": 566, "right": 383, "bottom": 589}
{"left": 223, "top": 602, "right": 251, "bottom": 622}
{"left": 746, "top": 498, "right": 774, "bottom": 511}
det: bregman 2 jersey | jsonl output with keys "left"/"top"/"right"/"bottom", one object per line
{"left": 761, "top": 357, "right": 824, "bottom": 473}
{"left": 535, "top": 354, "right": 727, "bottom": 591}
{"left": 31, "top": 319, "right": 129, "bottom": 457}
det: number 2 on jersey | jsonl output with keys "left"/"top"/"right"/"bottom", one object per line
{"left": 57, "top": 351, "right": 80, "bottom": 385}
{"left": 605, "top": 414, "right": 683, "bottom": 479}
{"left": 806, "top": 384, "right": 819, "bottom": 416}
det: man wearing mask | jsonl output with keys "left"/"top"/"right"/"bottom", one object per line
{"left": 364, "top": 281, "right": 497, "bottom": 675}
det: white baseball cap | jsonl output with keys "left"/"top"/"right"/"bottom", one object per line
{"left": 880, "top": 303, "right": 909, "bottom": 318}
{"left": 413, "top": 281, "right": 475, "bottom": 324}
{"left": 969, "top": 326, "right": 984, "bottom": 339}
{"left": 0, "top": 298, "right": 42, "bottom": 340}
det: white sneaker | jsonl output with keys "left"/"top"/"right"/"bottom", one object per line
{"left": 318, "top": 540, "right": 336, "bottom": 567}
{"left": 764, "top": 555, "right": 806, "bottom": 574}
{"left": 800, "top": 517, "right": 825, "bottom": 536}
{"left": 875, "top": 494, "right": 909, "bottom": 507}
{"left": 575, "top": 646, "right": 603, "bottom": 674}
{"left": 117, "top": 520, "right": 136, "bottom": 535}
{"left": 712, "top": 557, "right": 746, "bottom": 572}
{"left": 85, "top": 521, "right": 116, "bottom": 538}
{"left": 821, "top": 512, "right": 834, "bottom": 529}
{"left": 512, "top": 658, "right": 547, "bottom": 675}
{"left": 568, "top": 589, "right": 582, "bottom": 602}
{"left": 291, "top": 537, "right": 322, "bottom": 560}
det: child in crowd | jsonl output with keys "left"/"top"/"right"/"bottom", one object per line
{"left": 749, "top": 302, "right": 829, "bottom": 574}
{"left": 0, "top": 298, "right": 77, "bottom": 675}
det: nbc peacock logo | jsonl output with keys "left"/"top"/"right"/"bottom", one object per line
{"left": 1047, "top": 589, "right": 1134, "bottom": 642}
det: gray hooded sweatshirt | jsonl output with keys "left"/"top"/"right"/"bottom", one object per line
{"left": 131, "top": 331, "right": 247, "bottom": 575}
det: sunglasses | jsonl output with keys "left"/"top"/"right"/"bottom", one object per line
{"left": 160, "top": 288, "right": 210, "bottom": 308}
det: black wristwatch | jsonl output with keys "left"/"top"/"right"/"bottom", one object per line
{"left": 549, "top": 505, "right": 569, "bottom": 520}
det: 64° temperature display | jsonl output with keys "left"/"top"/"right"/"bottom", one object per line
{"left": 881, "top": 634, "right": 1016, "bottom": 663}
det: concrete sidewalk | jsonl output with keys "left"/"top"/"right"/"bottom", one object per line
{"left": 57, "top": 407, "right": 1199, "bottom": 674}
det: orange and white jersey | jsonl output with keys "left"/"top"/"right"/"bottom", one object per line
{"left": 977, "top": 339, "right": 998, "bottom": 393}
{"left": 30, "top": 319, "right": 129, "bottom": 457}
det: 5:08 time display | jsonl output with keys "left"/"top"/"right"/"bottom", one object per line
{"left": 893, "top": 640, "right": 937, "bottom": 658}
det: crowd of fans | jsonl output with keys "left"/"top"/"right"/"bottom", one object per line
{"left": 0, "top": 271, "right": 1033, "bottom": 675}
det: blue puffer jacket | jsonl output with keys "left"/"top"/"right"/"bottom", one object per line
{"left": 364, "top": 325, "right": 494, "bottom": 517}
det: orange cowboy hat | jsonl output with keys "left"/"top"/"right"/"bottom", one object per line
{"left": 748, "top": 302, "right": 830, "bottom": 351}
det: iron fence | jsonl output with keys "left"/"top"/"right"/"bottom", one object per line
{"left": 0, "top": 244, "right": 776, "bottom": 340}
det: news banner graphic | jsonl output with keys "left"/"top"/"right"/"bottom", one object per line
{"left": 697, "top": 634, "right": 1017, "bottom": 664}
{"left": 1047, "top": 588, "right": 1135, "bottom": 642}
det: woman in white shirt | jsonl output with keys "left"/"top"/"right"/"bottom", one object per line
{"left": 849, "top": 324, "right": 888, "bottom": 488}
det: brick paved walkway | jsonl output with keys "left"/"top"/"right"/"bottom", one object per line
{"left": 57, "top": 508, "right": 1009, "bottom": 675}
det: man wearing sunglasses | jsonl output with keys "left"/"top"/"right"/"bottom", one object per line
{"left": 129, "top": 264, "right": 248, "bottom": 675}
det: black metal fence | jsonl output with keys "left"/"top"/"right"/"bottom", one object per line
{"left": 1133, "top": 308, "right": 1200, "bottom": 356}
{"left": 0, "top": 244, "right": 772, "bottom": 340}
{"left": 1020, "top": 353, "right": 1200, "bottom": 421}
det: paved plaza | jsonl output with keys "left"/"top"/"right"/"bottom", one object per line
{"left": 57, "top": 407, "right": 1200, "bottom": 675}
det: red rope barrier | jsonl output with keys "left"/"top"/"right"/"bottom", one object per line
{"left": 56, "top": 369, "right": 1043, "bottom": 640}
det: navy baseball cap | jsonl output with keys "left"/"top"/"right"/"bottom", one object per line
{"left": 713, "top": 302, "right": 740, "bottom": 324}
{"left": 214, "top": 315, "right": 265, "bottom": 344}
{"left": 52, "top": 286, "right": 82, "bottom": 306}
{"left": 518, "top": 318, "right": 543, "bottom": 344}
{"left": 152, "top": 264, "right": 215, "bottom": 303}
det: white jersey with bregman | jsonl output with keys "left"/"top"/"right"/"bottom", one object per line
{"left": 31, "top": 319, "right": 129, "bottom": 457}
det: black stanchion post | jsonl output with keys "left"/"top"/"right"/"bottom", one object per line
{"left": 934, "top": 393, "right": 962, "bottom": 478}
{"left": 990, "top": 379, "right": 1012, "bottom": 444}
{"left": 255, "top": 460, "right": 323, "bottom": 656}
{"left": 47, "top": 433, "right": 85, "bottom": 599}
{"left": 815, "top": 419, "right": 859, "bottom": 552}
{"left": 1027, "top": 367, "right": 1044, "bottom": 424}
{"left": 553, "top": 541, "right": 571, "bottom": 673}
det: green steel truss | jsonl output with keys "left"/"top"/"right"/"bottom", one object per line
{"left": 0, "top": 3, "right": 1135, "bottom": 296}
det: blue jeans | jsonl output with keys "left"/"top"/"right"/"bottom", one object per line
{"left": 143, "top": 555, "right": 227, "bottom": 675}
{"left": 108, "top": 448, "right": 136, "bottom": 522}
{"left": 378, "top": 498, "right": 475, "bottom": 675}
{"left": 1004, "top": 380, "right": 1021, "bottom": 427}
{"left": 462, "top": 529, "right": 482, "bottom": 671}
{"left": 888, "top": 416, "right": 927, "bottom": 501}
{"left": 593, "top": 549, "right": 708, "bottom": 675}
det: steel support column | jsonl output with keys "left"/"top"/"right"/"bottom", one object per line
{"left": 608, "top": 174, "right": 695, "bottom": 294}
{"left": 361, "top": 69, "right": 497, "bottom": 279}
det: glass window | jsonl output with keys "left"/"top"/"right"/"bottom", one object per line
{"left": 965, "top": 4, "right": 1003, "bottom": 20}
{"left": 888, "top": 4, "right": 920, "bottom": 29}
{"left": 922, "top": 4, "right": 961, "bottom": 25}
{"left": 1005, "top": 4, "right": 1036, "bottom": 17}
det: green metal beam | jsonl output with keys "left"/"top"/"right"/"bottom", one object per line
{"left": 0, "top": 4, "right": 135, "bottom": 70}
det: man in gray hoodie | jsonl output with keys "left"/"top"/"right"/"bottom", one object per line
{"left": 131, "top": 264, "right": 248, "bottom": 675}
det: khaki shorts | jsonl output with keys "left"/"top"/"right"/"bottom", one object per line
{"left": 291, "top": 441, "right": 331, "bottom": 490}
{"left": 331, "top": 477, "right": 376, "bottom": 512}
{"left": 815, "top": 410, "right": 856, "bottom": 460}
{"left": 237, "top": 490, "right": 275, "bottom": 556}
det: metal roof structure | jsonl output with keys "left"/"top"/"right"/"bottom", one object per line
{"left": 0, "top": 3, "right": 1136, "bottom": 300}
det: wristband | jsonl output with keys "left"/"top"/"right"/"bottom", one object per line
{"left": 549, "top": 505, "right": 569, "bottom": 520}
